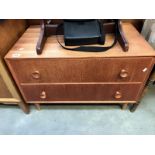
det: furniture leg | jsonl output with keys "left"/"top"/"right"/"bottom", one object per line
{"left": 18, "top": 101, "right": 30, "bottom": 114}
{"left": 130, "top": 85, "right": 148, "bottom": 112}
{"left": 34, "top": 103, "right": 41, "bottom": 110}
{"left": 121, "top": 103, "right": 128, "bottom": 110}
{"left": 130, "top": 103, "right": 139, "bottom": 112}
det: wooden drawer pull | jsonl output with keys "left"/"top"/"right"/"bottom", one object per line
{"left": 32, "top": 71, "right": 40, "bottom": 79}
{"left": 114, "top": 91, "right": 122, "bottom": 99}
{"left": 40, "top": 91, "right": 46, "bottom": 99}
{"left": 120, "top": 69, "right": 128, "bottom": 78}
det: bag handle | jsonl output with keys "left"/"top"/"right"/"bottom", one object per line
{"left": 56, "top": 20, "right": 118, "bottom": 52}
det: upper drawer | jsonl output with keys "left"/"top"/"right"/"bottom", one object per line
{"left": 7, "top": 57, "right": 153, "bottom": 83}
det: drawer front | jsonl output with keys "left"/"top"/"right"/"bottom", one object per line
{"left": 8, "top": 57, "right": 152, "bottom": 83}
{"left": 21, "top": 83, "right": 141, "bottom": 102}
{"left": 0, "top": 75, "right": 12, "bottom": 98}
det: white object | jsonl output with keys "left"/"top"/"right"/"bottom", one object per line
{"left": 141, "top": 20, "right": 155, "bottom": 49}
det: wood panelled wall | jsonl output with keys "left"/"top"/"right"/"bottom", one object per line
{"left": 0, "top": 19, "right": 27, "bottom": 58}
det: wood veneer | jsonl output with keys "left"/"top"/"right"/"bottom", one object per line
{"left": 5, "top": 23, "right": 155, "bottom": 112}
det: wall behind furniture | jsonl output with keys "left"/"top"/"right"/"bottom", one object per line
{"left": 26, "top": 19, "right": 144, "bottom": 32}
{"left": 0, "top": 19, "right": 27, "bottom": 58}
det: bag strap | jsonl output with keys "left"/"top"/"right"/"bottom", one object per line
{"left": 56, "top": 20, "right": 118, "bottom": 52}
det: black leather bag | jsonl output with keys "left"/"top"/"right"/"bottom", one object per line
{"left": 57, "top": 19, "right": 118, "bottom": 52}
{"left": 64, "top": 19, "right": 105, "bottom": 46}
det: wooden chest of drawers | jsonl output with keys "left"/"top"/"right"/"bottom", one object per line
{"left": 5, "top": 23, "right": 155, "bottom": 111}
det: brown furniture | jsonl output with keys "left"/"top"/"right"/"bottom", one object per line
{"left": 5, "top": 23, "right": 155, "bottom": 112}
{"left": 0, "top": 20, "right": 29, "bottom": 113}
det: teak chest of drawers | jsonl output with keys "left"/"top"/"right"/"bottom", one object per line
{"left": 5, "top": 23, "right": 155, "bottom": 112}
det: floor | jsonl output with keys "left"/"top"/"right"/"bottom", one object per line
{"left": 0, "top": 85, "right": 155, "bottom": 135}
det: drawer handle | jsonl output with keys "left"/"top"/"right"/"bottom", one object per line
{"left": 114, "top": 91, "right": 122, "bottom": 99}
{"left": 32, "top": 71, "right": 40, "bottom": 79}
{"left": 40, "top": 91, "right": 46, "bottom": 99}
{"left": 120, "top": 69, "right": 128, "bottom": 78}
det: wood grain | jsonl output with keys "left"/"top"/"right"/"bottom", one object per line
{"left": 0, "top": 74, "right": 12, "bottom": 98}
{"left": 0, "top": 19, "right": 27, "bottom": 58}
{"left": 20, "top": 83, "right": 141, "bottom": 102}
{"left": 5, "top": 22, "right": 155, "bottom": 112}
{"left": 0, "top": 20, "right": 29, "bottom": 113}
{"left": 5, "top": 23, "right": 155, "bottom": 59}
{"left": 7, "top": 57, "right": 153, "bottom": 83}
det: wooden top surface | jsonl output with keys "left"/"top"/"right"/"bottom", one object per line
{"left": 5, "top": 23, "right": 155, "bottom": 59}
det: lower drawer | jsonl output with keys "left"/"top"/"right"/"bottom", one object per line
{"left": 20, "top": 83, "right": 142, "bottom": 102}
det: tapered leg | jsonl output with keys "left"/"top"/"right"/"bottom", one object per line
{"left": 130, "top": 103, "right": 139, "bottom": 112}
{"left": 18, "top": 101, "right": 30, "bottom": 114}
{"left": 34, "top": 103, "right": 41, "bottom": 110}
{"left": 121, "top": 103, "right": 128, "bottom": 110}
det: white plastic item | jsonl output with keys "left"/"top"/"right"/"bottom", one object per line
{"left": 141, "top": 19, "right": 155, "bottom": 49}
{"left": 148, "top": 24, "right": 155, "bottom": 49}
